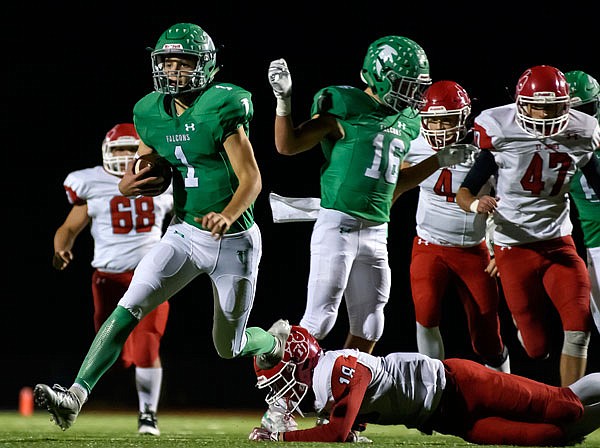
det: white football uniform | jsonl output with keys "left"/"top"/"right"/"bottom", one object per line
{"left": 473, "top": 105, "right": 600, "bottom": 246}
{"left": 404, "top": 135, "right": 493, "bottom": 246}
{"left": 64, "top": 166, "right": 173, "bottom": 273}
{"left": 286, "top": 348, "right": 588, "bottom": 445}
{"left": 312, "top": 349, "right": 445, "bottom": 428}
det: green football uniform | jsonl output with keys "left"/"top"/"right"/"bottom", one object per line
{"left": 134, "top": 83, "right": 255, "bottom": 233}
{"left": 570, "top": 150, "right": 600, "bottom": 248}
{"left": 311, "top": 85, "right": 421, "bottom": 222}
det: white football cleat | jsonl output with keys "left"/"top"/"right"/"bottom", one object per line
{"left": 256, "top": 319, "right": 291, "bottom": 370}
{"left": 34, "top": 383, "right": 83, "bottom": 431}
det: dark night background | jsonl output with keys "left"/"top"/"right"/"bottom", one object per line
{"left": 2, "top": 2, "right": 598, "bottom": 413}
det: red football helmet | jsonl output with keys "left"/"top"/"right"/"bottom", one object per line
{"left": 254, "top": 326, "right": 323, "bottom": 415}
{"left": 515, "top": 65, "right": 570, "bottom": 137}
{"left": 420, "top": 80, "right": 471, "bottom": 149}
{"left": 102, "top": 123, "right": 140, "bottom": 176}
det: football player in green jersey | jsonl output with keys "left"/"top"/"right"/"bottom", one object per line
{"left": 565, "top": 70, "right": 600, "bottom": 333}
{"left": 34, "top": 23, "right": 290, "bottom": 432}
{"left": 261, "top": 36, "right": 474, "bottom": 432}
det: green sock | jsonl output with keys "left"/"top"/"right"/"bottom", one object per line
{"left": 238, "top": 327, "right": 276, "bottom": 357}
{"left": 74, "top": 306, "right": 138, "bottom": 393}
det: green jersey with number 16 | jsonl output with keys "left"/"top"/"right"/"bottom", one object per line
{"left": 133, "top": 83, "right": 255, "bottom": 233}
{"left": 311, "top": 85, "right": 420, "bottom": 223}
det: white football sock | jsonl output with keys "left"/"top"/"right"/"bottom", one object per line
{"left": 136, "top": 367, "right": 162, "bottom": 413}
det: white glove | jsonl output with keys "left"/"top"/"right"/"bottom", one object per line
{"left": 268, "top": 58, "right": 292, "bottom": 98}
{"left": 436, "top": 143, "right": 476, "bottom": 167}
{"left": 268, "top": 58, "right": 292, "bottom": 116}
{"left": 249, "top": 427, "right": 279, "bottom": 441}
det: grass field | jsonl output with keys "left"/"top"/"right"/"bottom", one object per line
{"left": 0, "top": 410, "right": 599, "bottom": 447}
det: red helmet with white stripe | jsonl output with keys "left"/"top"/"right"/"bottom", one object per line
{"left": 515, "top": 65, "right": 570, "bottom": 137}
{"left": 102, "top": 123, "right": 140, "bottom": 176}
{"left": 254, "top": 326, "right": 322, "bottom": 414}
{"left": 420, "top": 80, "right": 471, "bottom": 149}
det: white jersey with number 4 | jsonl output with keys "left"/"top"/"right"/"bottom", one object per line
{"left": 404, "top": 135, "right": 492, "bottom": 247}
{"left": 63, "top": 166, "right": 173, "bottom": 273}
{"left": 473, "top": 104, "right": 600, "bottom": 245}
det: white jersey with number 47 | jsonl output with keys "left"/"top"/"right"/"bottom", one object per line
{"left": 473, "top": 104, "right": 600, "bottom": 246}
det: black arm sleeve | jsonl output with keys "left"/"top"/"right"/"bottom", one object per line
{"left": 580, "top": 152, "right": 600, "bottom": 197}
{"left": 461, "top": 149, "right": 498, "bottom": 196}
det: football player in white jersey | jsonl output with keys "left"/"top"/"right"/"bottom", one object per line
{"left": 402, "top": 80, "right": 509, "bottom": 372}
{"left": 456, "top": 65, "right": 600, "bottom": 386}
{"left": 248, "top": 325, "right": 600, "bottom": 445}
{"left": 52, "top": 123, "right": 173, "bottom": 435}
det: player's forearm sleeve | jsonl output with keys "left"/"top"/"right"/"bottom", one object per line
{"left": 461, "top": 150, "right": 497, "bottom": 196}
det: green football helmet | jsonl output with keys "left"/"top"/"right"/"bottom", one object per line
{"left": 151, "top": 23, "right": 218, "bottom": 95}
{"left": 565, "top": 70, "right": 600, "bottom": 121}
{"left": 361, "top": 35, "right": 432, "bottom": 113}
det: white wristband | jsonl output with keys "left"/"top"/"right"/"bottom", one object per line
{"left": 469, "top": 199, "right": 480, "bottom": 213}
{"left": 276, "top": 97, "right": 292, "bottom": 116}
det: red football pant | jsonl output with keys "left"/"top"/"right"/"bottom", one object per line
{"left": 494, "top": 236, "right": 591, "bottom": 358}
{"left": 410, "top": 237, "right": 503, "bottom": 359}
{"left": 92, "top": 270, "right": 169, "bottom": 368}
{"left": 442, "top": 358, "right": 583, "bottom": 445}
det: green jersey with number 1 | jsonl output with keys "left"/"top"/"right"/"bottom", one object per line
{"left": 311, "top": 85, "right": 420, "bottom": 222}
{"left": 133, "top": 83, "right": 255, "bottom": 233}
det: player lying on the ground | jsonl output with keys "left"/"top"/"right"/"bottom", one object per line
{"left": 248, "top": 325, "right": 600, "bottom": 445}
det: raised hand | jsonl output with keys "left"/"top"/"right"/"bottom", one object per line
{"left": 268, "top": 58, "right": 292, "bottom": 99}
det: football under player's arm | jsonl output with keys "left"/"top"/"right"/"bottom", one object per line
{"left": 117, "top": 139, "right": 163, "bottom": 197}
{"left": 195, "top": 126, "right": 262, "bottom": 239}
{"left": 580, "top": 152, "right": 600, "bottom": 197}
{"left": 456, "top": 149, "right": 498, "bottom": 213}
{"left": 282, "top": 363, "right": 372, "bottom": 442}
{"left": 52, "top": 204, "right": 90, "bottom": 270}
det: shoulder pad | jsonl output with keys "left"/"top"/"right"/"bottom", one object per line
{"left": 311, "top": 86, "right": 372, "bottom": 119}
{"left": 205, "top": 83, "right": 253, "bottom": 124}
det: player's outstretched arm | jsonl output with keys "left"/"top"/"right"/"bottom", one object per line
{"left": 268, "top": 58, "right": 338, "bottom": 156}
